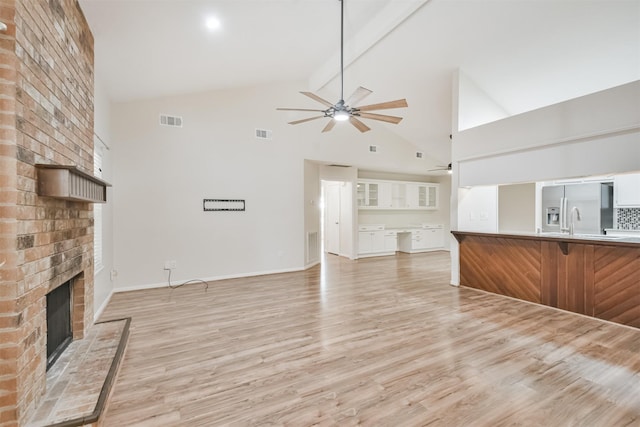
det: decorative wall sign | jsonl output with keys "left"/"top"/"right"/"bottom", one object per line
{"left": 203, "top": 199, "right": 245, "bottom": 212}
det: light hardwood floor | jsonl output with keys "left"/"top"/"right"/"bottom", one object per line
{"left": 100, "top": 252, "right": 640, "bottom": 426}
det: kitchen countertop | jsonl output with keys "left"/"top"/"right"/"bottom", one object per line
{"left": 451, "top": 230, "right": 640, "bottom": 248}
{"left": 605, "top": 228, "right": 640, "bottom": 235}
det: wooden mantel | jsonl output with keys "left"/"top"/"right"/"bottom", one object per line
{"left": 36, "top": 164, "right": 112, "bottom": 203}
{"left": 452, "top": 231, "right": 640, "bottom": 328}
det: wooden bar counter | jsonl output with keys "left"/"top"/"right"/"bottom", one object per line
{"left": 452, "top": 231, "right": 640, "bottom": 328}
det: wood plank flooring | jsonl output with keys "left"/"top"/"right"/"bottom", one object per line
{"left": 99, "top": 252, "right": 640, "bottom": 426}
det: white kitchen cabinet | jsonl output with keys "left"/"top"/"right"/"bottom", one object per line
{"left": 357, "top": 181, "right": 392, "bottom": 208}
{"left": 405, "top": 184, "right": 438, "bottom": 209}
{"left": 391, "top": 183, "right": 405, "bottom": 208}
{"left": 358, "top": 180, "right": 438, "bottom": 210}
{"left": 398, "top": 225, "right": 444, "bottom": 253}
{"left": 358, "top": 225, "right": 386, "bottom": 255}
{"left": 614, "top": 174, "right": 640, "bottom": 208}
{"left": 422, "top": 226, "right": 444, "bottom": 249}
{"left": 378, "top": 182, "right": 393, "bottom": 208}
{"left": 383, "top": 230, "right": 398, "bottom": 252}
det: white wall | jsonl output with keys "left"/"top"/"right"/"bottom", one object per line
{"left": 93, "top": 75, "right": 114, "bottom": 319}
{"left": 457, "top": 70, "right": 509, "bottom": 131}
{"left": 457, "top": 186, "right": 498, "bottom": 233}
{"left": 111, "top": 82, "right": 422, "bottom": 289}
{"left": 455, "top": 81, "right": 640, "bottom": 186}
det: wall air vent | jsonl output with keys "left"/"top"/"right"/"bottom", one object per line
{"left": 328, "top": 164, "right": 351, "bottom": 168}
{"left": 255, "top": 129, "right": 273, "bottom": 140}
{"left": 416, "top": 152, "right": 423, "bottom": 158}
{"left": 160, "top": 114, "right": 183, "bottom": 127}
{"left": 369, "top": 145, "right": 377, "bottom": 153}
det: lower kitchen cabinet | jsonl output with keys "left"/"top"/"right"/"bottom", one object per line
{"left": 398, "top": 227, "right": 444, "bottom": 253}
{"left": 384, "top": 231, "right": 398, "bottom": 252}
{"left": 358, "top": 225, "right": 388, "bottom": 257}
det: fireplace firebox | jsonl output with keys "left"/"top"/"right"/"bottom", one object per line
{"left": 46, "top": 281, "right": 72, "bottom": 370}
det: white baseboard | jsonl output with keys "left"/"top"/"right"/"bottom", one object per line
{"left": 93, "top": 289, "right": 114, "bottom": 322}
{"left": 304, "top": 260, "right": 320, "bottom": 269}
{"left": 112, "top": 266, "right": 308, "bottom": 294}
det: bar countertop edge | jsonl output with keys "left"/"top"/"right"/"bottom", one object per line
{"left": 451, "top": 230, "right": 640, "bottom": 248}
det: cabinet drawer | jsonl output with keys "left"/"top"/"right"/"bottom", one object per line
{"left": 359, "top": 225, "right": 385, "bottom": 231}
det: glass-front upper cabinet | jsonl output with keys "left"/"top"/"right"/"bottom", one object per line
{"left": 358, "top": 180, "right": 437, "bottom": 210}
{"left": 357, "top": 181, "right": 382, "bottom": 207}
{"left": 356, "top": 182, "right": 366, "bottom": 207}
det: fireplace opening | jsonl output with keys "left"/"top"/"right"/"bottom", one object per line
{"left": 46, "top": 281, "right": 72, "bottom": 370}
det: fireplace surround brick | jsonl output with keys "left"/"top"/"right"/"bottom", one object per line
{"left": 0, "top": 0, "right": 95, "bottom": 425}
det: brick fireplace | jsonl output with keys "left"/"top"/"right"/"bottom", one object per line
{"left": 0, "top": 0, "right": 95, "bottom": 425}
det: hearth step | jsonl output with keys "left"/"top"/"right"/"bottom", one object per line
{"left": 26, "top": 318, "right": 130, "bottom": 427}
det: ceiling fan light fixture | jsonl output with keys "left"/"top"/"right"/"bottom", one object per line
{"left": 276, "top": 0, "right": 407, "bottom": 133}
{"left": 205, "top": 16, "right": 221, "bottom": 31}
{"left": 334, "top": 110, "right": 350, "bottom": 121}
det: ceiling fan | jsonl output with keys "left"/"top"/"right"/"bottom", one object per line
{"left": 428, "top": 163, "right": 452, "bottom": 174}
{"left": 277, "top": 0, "right": 408, "bottom": 133}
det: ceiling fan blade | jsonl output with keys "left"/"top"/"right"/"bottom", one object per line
{"left": 288, "top": 116, "right": 325, "bottom": 125}
{"left": 322, "top": 120, "right": 336, "bottom": 133}
{"left": 277, "top": 108, "right": 325, "bottom": 112}
{"left": 346, "top": 86, "right": 372, "bottom": 107}
{"left": 428, "top": 163, "right": 452, "bottom": 172}
{"left": 358, "top": 112, "right": 403, "bottom": 124}
{"left": 356, "top": 99, "right": 408, "bottom": 112}
{"left": 300, "top": 91, "right": 334, "bottom": 108}
{"left": 349, "top": 117, "right": 371, "bottom": 133}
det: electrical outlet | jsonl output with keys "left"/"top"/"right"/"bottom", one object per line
{"left": 163, "top": 260, "right": 177, "bottom": 270}
{"left": 110, "top": 269, "right": 118, "bottom": 281}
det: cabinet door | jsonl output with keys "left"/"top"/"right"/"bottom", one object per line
{"left": 372, "top": 230, "right": 385, "bottom": 252}
{"left": 614, "top": 174, "right": 640, "bottom": 207}
{"left": 358, "top": 231, "right": 373, "bottom": 253}
{"left": 405, "top": 184, "right": 419, "bottom": 208}
{"left": 356, "top": 182, "right": 367, "bottom": 207}
{"left": 391, "top": 183, "right": 405, "bottom": 208}
{"left": 417, "top": 185, "right": 428, "bottom": 207}
{"left": 427, "top": 185, "right": 438, "bottom": 209}
{"left": 367, "top": 183, "right": 379, "bottom": 207}
{"left": 359, "top": 230, "right": 386, "bottom": 253}
{"left": 424, "top": 228, "right": 444, "bottom": 249}
{"left": 378, "top": 183, "right": 393, "bottom": 208}
{"left": 384, "top": 234, "right": 397, "bottom": 252}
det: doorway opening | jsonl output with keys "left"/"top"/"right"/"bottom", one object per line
{"left": 320, "top": 180, "right": 353, "bottom": 258}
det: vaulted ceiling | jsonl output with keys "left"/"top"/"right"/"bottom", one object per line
{"left": 80, "top": 0, "right": 640, "bottom": 166}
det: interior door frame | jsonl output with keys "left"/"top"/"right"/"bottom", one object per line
{"left": 321, "top": 180, "right": 354, "bottom": 258}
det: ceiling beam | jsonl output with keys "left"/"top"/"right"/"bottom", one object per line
{"left": 309, "top": 0, "right": 431, "bottom": 92}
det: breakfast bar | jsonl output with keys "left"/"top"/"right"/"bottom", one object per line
{"left": 452, "top": 231, "right": 640, "bottom": 328}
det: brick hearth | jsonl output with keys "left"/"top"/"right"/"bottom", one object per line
{"left": 0, "top": 0, "right": 95, "bottom": 425}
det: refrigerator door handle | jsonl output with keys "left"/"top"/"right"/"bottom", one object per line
{"left": 560, "top": 197, "right": 566, "bottom": 232}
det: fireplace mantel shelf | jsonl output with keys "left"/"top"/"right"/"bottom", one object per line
{"left": 36, "top": 164, "right": 111, "bottom": 203}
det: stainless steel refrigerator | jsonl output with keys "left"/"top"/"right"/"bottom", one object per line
{"left": 541, "top": 183, "right": 613, "bottom": 234}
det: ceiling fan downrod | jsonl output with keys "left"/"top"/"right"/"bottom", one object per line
{"left": 339, "top": 0, "right": 345, "bottom": 103}
{"left": 276, "top": 0, "right": 408, "bottom": 133}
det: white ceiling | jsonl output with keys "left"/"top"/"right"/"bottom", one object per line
{"left": 80, "top": 0, "right": 640, "bottom": 166}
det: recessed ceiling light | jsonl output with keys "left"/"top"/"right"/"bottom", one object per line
{"left": 205, "top": 16, "right": 221, "bottom": 31}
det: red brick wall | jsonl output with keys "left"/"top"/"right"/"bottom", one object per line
{"left": 0, "top": 1, "right": 19, "bottom": 424}
{"left": 0, "top": 0, "right": 94, "bottom": 425}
